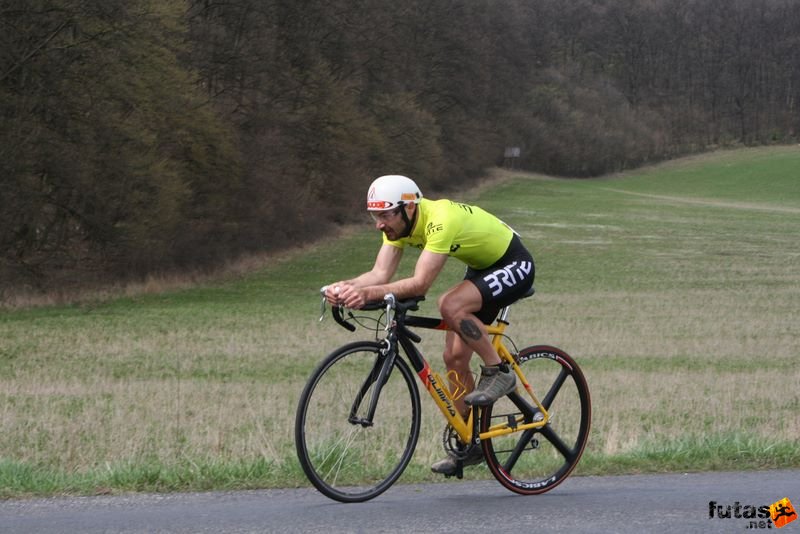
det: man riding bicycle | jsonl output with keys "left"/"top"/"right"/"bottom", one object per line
{"left": 324, "top": 175, "right": 534, "bottom": 475}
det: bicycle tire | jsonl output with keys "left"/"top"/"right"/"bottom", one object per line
{"left": 480, "top": 345, "right": 591, "bottom": 495}
{"left": 295, "top": 341, "right": 421, "bottom": 502}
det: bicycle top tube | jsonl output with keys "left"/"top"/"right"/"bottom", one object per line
{"left": 321, "top": 286, "right": 535, "bottom": 337}
{"left": 371, "top": 286, "right": 535, "bottom": 329}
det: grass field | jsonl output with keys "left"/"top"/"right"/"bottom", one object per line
{"left": 1, "top": 146, "right": 798, "bottom": 497}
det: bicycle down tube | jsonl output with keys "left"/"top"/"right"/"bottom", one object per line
{"left": 391, "top": 305, "right": 551, "bottom": 445}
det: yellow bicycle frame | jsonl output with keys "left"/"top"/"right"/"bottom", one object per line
{"left": 417, "top": 320, "right": 550, "bottom": 445}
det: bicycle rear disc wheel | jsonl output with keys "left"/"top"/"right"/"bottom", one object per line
{"left": 295, "top": 341, "right": 421, "bottom": 502}
{"left": 481, "top": 345, "right": 590, "bottom": 495}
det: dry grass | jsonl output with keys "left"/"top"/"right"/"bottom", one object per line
{"left": 0, "top": 292, "right": 796, "bottom": 484}
{"left": 0, "top": 377, "right": 307, "bottom": 470}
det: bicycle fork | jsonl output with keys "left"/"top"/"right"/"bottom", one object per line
{"left": 348, "top": 340, "right": 397, "bottom": 427}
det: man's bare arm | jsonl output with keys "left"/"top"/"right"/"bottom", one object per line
{"left": 325, "top": 245, "right": 402, "bottom": 303}
{"left": 339, "top": 250, "right": 448, "bottom": 308}
{"left": 346, "top": 244, "right": 403, "bottom": 287}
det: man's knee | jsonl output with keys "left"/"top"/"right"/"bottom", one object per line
{"left": 438, "top": 293, "right": 457, "bottom": 321}
{"left": 438, "top": 289, "right": 478, "bottom": 323}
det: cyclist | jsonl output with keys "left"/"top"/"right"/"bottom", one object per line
{"left": 324, "top": 175, "right": 535, "bottom": 476}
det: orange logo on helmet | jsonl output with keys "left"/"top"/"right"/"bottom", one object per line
{"left": 401, "top": 193, "right": 417, "bottom": 201}
{"left": 368, "top": 200, "right": 391, "bottom": 209}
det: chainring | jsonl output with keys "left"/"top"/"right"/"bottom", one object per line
{"left": 440, "top": 423, "right": 479, "bottom": 460}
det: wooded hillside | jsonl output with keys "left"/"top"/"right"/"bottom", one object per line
{"left": 3, "top": 0, "right": 799, "bottom": 292}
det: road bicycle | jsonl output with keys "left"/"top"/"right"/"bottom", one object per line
{"left": 294, "top": 287, "right": 591, "bottom": 503}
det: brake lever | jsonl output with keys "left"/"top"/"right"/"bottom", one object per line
{"left": 383, "top": 293, "right": 396, "bottom": 331}
{"left": 319, "top": 286, "right": 328, "bottom": 321}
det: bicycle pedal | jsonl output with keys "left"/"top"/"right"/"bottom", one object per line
{"left": 443, "top": 468, "right": 464, "bottom": 479}
{"left": 443, "top": 463, "right": 465, "bottom": 479}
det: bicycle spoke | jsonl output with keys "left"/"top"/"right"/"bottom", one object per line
{"left": 500, "top": 428, "right": 536, "bottom": 472}
{"left": 539, "top": 425, "right": 577, "bottom": 463}
{"left": 324, "top": 426, "right": 361, "bottom": 487}
{"left": 541, "top": 367, "right": 569, "bottom": 411}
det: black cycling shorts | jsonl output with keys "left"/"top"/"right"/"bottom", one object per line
{"left": 465, "top": 234, "right": 535, "bottom": 324}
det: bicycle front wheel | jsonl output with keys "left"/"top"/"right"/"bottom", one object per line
{"left": 481, "top": 345, "right": 591, "bottom": 495}
{"left": 295, "top": 341, "right": 421, "bottom": 502}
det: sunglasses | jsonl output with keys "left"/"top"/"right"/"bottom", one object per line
{"left": 370, "top": 207, "right": 403, "bottom": 223}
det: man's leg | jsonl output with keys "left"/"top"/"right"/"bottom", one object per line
{"left": 438, "top": 282, "right": 516, "bottom": 406}
{"left": 431, "top": 328, "right": 484, "bottom": 475}
{"left": 438, "top": 281, "right": 502, "bottom": 367}
{"left": 442, "top": 330, "right": 474, "bottom": 417}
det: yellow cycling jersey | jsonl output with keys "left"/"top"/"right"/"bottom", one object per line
{"left": 383, "top": 198, "right": 515, "bottom": 270}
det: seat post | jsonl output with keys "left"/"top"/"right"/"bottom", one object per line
{"left": 496, "top": 286, "right": 535, "bottom": 325}
{"left": 497, "top": 305, "right": 512, "bottom": 324}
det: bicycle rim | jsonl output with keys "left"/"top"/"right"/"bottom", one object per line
{"left": 481, "top": 345, "right": 591, "bottom": 495}
{"left": 295, "top": 341, "right": 421, "bottom": 502}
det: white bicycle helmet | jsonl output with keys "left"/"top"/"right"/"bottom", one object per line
{"left": 366, "top": 175, "right": 423, "bottom": 211}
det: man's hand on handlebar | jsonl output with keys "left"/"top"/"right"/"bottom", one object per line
{"left": 324, "top": 282, "right": 368, "bottom": 309}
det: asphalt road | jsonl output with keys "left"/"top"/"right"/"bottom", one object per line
{"left": 1, "top": 470, "right": 798, "bottom": 533}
